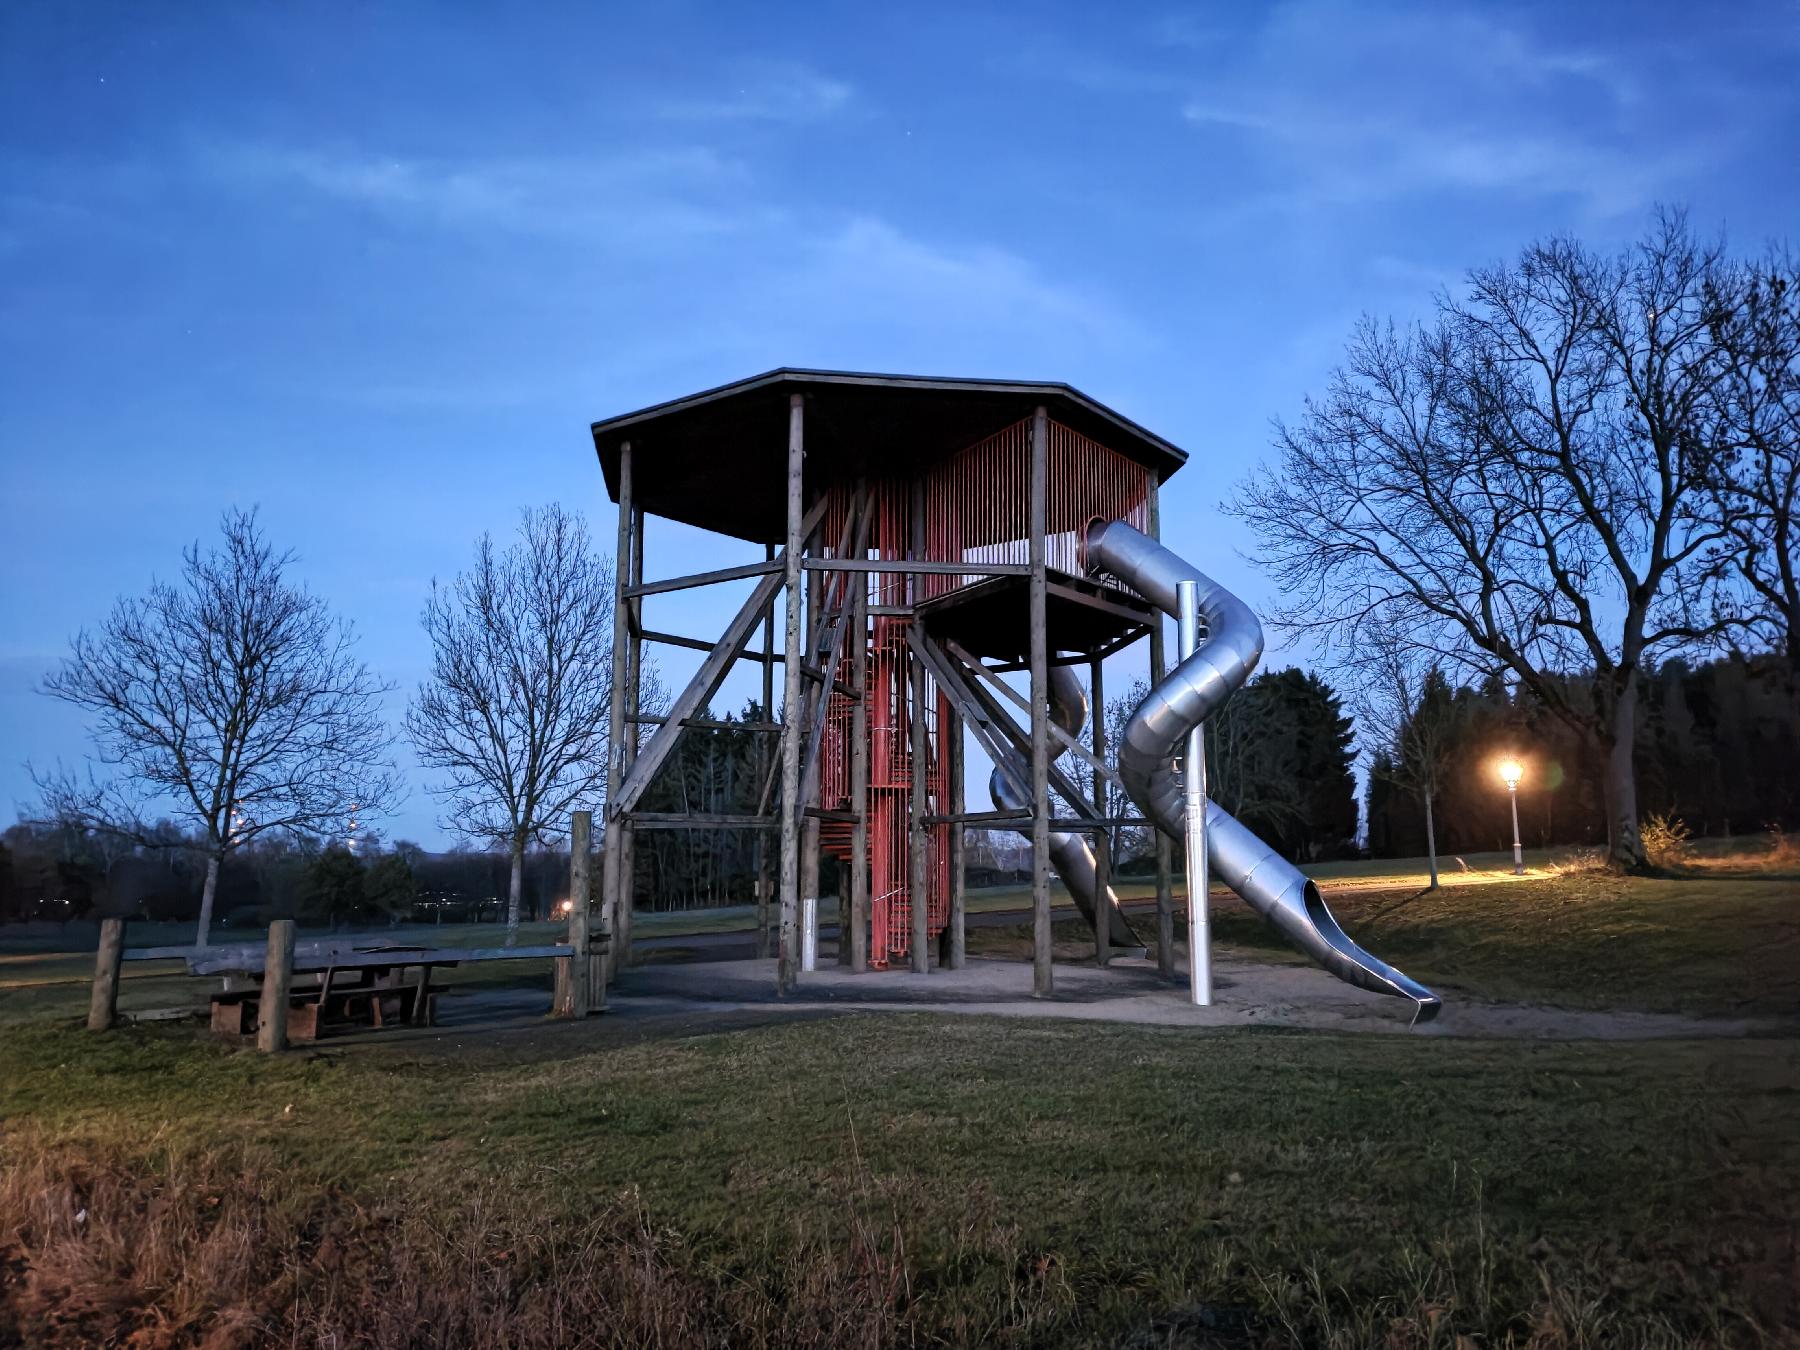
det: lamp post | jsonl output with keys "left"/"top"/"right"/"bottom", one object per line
{"left": 1498, "top": 758, "right": 1525, "bottom": 875}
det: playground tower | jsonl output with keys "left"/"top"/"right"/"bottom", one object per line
{"left": 590, "top": 370, "right": 1183, "bottom": 993}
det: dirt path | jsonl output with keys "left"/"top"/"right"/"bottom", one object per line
{"left": 329, "top": 954, "right": 1794, "bottom": 1061}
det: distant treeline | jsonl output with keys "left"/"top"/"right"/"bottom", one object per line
{"left": 0, "top": 827, "right": 577, "bottom": 930}
{"left": 1368, "top": 655, "right": 1799, "bottom": 857}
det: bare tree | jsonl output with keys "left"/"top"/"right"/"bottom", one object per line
{"left": 408, "top": 504, "right": 661, "bottom": 942}
{"left": 37, "top": 509, "right": 399, "bottom": 943}
{"left": 1705, "top": 248, "right": 1799, "bottom": 695}
{"left": 1232, "top": 213, "right": 1742, "bottom": 869}
{"left": 1347, "top": 617, "right": 1462, "bottom": 888}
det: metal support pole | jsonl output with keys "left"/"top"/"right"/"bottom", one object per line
{"left": 1029, "top": 405, "right": 1053, "bottom": 997}
{"left": 1510, "top": 787, "right": 1524, "bottom": 875}
{"left": 1178, "top": 579, "right": 1210, "bottom": 1006}
{"left": 255, "top": 919, "right": 296, "bottom": 1053}
{"left": 602, "top": 440, "right": 633, "bottom": 981}
{"left": 1090, "top": 653, "right": 1110, "bottom": 967}
{"left": 87, "top": 917, "right": 124, "bottom": 1031}
{"left": 778, "top": 395, "right": 805, "bottom": 991}
{"left": 801, "top": 893, "right": 818, "bottom": 970}
{"left": 1148, "top": 484, "right": 1175, "bottom": 980}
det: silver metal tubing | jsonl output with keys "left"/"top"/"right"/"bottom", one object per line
{"left": 801, "top": 894, "right": 818, "bottom": 972}
{"left": 1177, "top": 580, "right": 1211, "bottom": 1005}
{"left": 987, "top": 667, "right": 1147, "bottom": 955}
{"left": 1087, "top": 519, "right": 1441, "bottom": 1022}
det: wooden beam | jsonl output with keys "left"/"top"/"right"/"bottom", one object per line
{"left": 625, "top": 558, "right": 781, "bottom": 598}
{"left": 602, "top": 440, "right": 634, "bottom": 978}
{"left": 942, "top": 639, "right": 1123, "bottom": 789}
{"left": 848, "top": 520, "right": 870, "bottom": 973}
{"left": 946, "top": 703, "right": 966, "bottom": 970}
{"left": 610, "top": 569, "right": 787, "bottom": 817}
{"left": 1029, "top": 405, "right": 1052, "bottom": 997}
{"left": 1045, "top": 578, "right": 1157, "bottom": 630}
{"left": 639, "top": 627, "right": 781, "bottom": 664}
{"left": 629, "top": 713, "right": 782, "bottom": 733}
{"left": 632, "top": 813, "right": 777, "bottom": 830}
{"left": 802, "top": 558, "right": 1032, "bottom": 576}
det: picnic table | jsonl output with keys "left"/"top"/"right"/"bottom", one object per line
{"left": 123, "top": 939, "right": 579, "bottom": 1042}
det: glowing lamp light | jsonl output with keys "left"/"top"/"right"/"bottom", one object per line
{"left": 554, "top": 899, "right": 573, "bottom": 919}
{"left": 1498, "top": 758, "right": 1524, "bottom": 790}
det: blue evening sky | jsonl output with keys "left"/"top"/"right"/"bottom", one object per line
{"left": 3, "top": 2, "right": 1796, "bottom": 846}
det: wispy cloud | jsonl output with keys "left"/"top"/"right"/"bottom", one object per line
{"left": 201, "top": 141, "right": 767, "bottom": 245}
{"left": 1176, "top": 1, "right": 1726, "bottom": 218}
{"left": 653, "top": 60, "right": 853, "bottom": 122}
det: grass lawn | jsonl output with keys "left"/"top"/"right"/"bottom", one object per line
{"left": 3, "top": 1016, "right": 1796, "bottom": 1347}
{"left": 3, "top": 845, "right": 1797, "bottom": 1346}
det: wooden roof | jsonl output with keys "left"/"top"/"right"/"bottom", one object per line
{"left": 589, "top": 368, "right": 1187, "bottom": 545}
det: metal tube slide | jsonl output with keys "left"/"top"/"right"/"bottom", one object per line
{"left": 987, "top": 667, "right": 1146, "bottom": 954}
{"left": 1086, "top": 519, "right": 1441, "bottom": 1022}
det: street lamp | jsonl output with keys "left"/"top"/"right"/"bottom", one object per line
{"left": 1498, "top": 758, "right": 1525, "bottom": 875}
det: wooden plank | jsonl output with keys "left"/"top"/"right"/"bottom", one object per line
{"left": 555, "top": 809, "right": 593, "bottom": 1017}
{"left": 87, "top": 917, "right": 124, "bottom": 1031}
{"left": 1029, "top": 405, "right": 1052, "bottom": 998}
{"left": 603, "top": 439, "right": 634, "bottom": 978}
{"left": 186, "top": 943, "right": 575, "bottom": 977}
{"left": 625, "top": 557, "right": 782, "bottom": 598}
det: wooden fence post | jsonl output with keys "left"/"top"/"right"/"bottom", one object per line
{"left": 87, "top": 917, "right": 125, "bottom": 1031}
{"left": 256, "top": 920, "right": 296, "bottom": 1053}
{"left": 555, "top": 810, "right": 594, "bottom": 1017}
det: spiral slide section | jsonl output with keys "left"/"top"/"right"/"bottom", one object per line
{"left": 1086, "top": 520, "right": 1441, "bottom": 1022}
{"left": 986, "top": 664, "right": 1146, "bottom": 953}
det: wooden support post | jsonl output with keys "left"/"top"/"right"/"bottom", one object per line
{"left": 1029, "top": 405, "right": 1053, "bottom": 997}
{"left": 1091, "top": 652, "right": 1111, "bottom": 967}
{"left": 848, "top": 546, "right": 870, "bottom": 972}
{"left": 555, "top": 810, "right": 593, "bottom": 1017}
{"left": 1148, "top": 481, "right": 1175, "bottom": 980}
{"left": 87, "top": 917, "right": 124, "bottom": 1031}
{"left": 757, "top": 543, "right": 776, "bottom": 959}
{"left": 778, "top": 394, "right": 805, "bottom": 992}
{"left": 255, "top": 919, "right": 295, "bottom": 1054}
{"left": 619, "top": 505, "right": 644, "bottom": 970}
{"left": 602, "top": 440, "right": 634, "bottom": 981}
{"left": 799, "top": 506, "right": 824, "bottom": 968}
{"left": 908, "top": 479, "right": 930, "bottom": 973}
{"left": 946, "top": 706, "right": 966, "bottom": 969}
